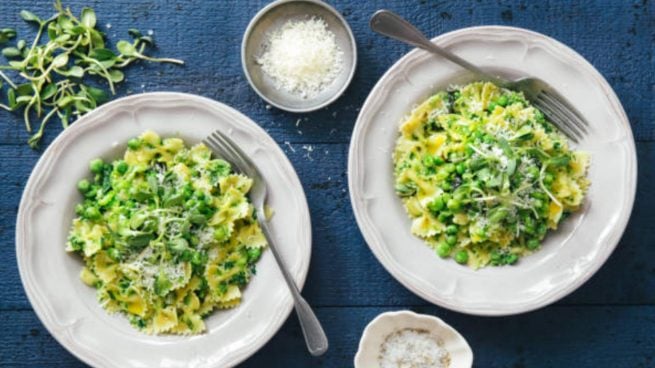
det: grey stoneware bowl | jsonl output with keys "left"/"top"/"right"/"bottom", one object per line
{"left": 241, "top": 0, "right": 357, "bottom": 112}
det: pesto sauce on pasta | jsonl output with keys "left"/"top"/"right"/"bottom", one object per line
{"left": 393, "top": 82, "right": 590, "bottom": 269}
{"left": 67, "top": 131, "right": 266, "bottom": 334}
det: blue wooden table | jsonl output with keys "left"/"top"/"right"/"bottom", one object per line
{"left": 1, "top": 0, "right": 654, "bottom": 367}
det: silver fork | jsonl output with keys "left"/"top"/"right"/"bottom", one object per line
{"left": 370, "top": 9, "right": 589, "bottom": 143}
{"left": 204, "top": 130, "right": 328, "bottom": 357}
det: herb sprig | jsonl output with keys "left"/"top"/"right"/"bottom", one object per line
{"left": 0, "top": 1, "right": 184, "bottom": 148}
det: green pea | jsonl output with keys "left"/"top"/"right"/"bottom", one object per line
{"left": 168, "top": 238, "right": 189, "bottom": 254}
{"left": 496, "top": 95, "right": 509, "bottom": 107}
{"left": 487, "top": 102, "right": 497, "bottom": 112}
{"left": 537, "top": 223, "right": 548, "bottom": 235}
{"left": 180, "top": 249, "right": 194, "bottom": 262}
{"left": 77, "top": 179, "right": 90, "bottom": 193}
{"left": 428, "top": 197, "right": 445, "bottom": 213}
{"left": 106, "top": 248, "right": 121, "bottom": 261}
{"left": 446, "top": 235, "right": 457, "bottom": 246}
{"left": 527, "top": 239, "right": 540, "bottom": 250}
{"left": 191, "top": 251, "right": 205, "bottom": 266}
{"left": 89, "top": 158, "right": 104, "bottom": 173}
{"left": 527, "top": 166, "right": 539, "bottom": 178}
{"left": 506, "top": 253, "right": 518, "bottom": 264}
{"left": 533, "top": 199, "right": 544, "bottom": 210}
{"left": 454, "top": 250, "right": 469, "bottom": 264}
{"left": 115, "top": 160, "right": 129, "bottom": 174}
{"left": 437, "top": 212, "right": 451, "bottom": 223}
{"left": 213, "top": 225, "right": 230, "bottom": 242}
{"left": 436, "top": 242, "right": 451, "bottom": 258}
{"left": 247, "top": 247, "right": 262, "bottom": 262}
{"left": 543, "top": 173, "right": 554, "bottom": 184}
{"left": 75, "top": 203, "right": 85, "bottom": 216}
{"left": 127, "top": 138, "right": 141, "bottom": 150}
{"left": 446, "top": 199, "right": 461, "bottom": 211}
{"left": 446, "top": 224, "right": 458, "bottom": 235}
{"left": 441, "top": 182, "right": 452, "bottom": 191}
{"left": 84, "top": 206, "right": 101, "bottom": 219}
{"left": 456, "top": 163, "right": 466, "bottom": 174}
{"left": 189, "top": 213, "right": 207, "bottom": 225}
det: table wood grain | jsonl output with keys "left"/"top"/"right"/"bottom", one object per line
{"left": 0, "top": 1, "right": 653, "bottom": 367}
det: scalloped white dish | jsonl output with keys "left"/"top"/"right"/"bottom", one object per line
{"left": 355, "top": 311, "right": 473, "bottom": 368}
{"left": 16, "top": 93, "right": 312, "bottom": 367}
{"left": 348, "top": 26, "right": 637, "bottom": 315}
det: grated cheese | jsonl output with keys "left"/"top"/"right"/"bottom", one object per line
{"left": 258, "top": 17, "right": 343, "bottom": 98}
{"left": 379, "top": 328, "right": 450, "bottom": 368}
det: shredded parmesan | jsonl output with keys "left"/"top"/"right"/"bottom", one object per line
{"left": 379, "top": 329, "right": 450, "bottom": 368}
{"left": 258, "top": 17, "right": 343, "bottom": 98}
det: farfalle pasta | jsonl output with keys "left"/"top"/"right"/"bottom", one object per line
{"left": 67, "top": 131, "right": 266, "bottom": 334}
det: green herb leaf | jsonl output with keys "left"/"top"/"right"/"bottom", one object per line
{"left": 81, "top": 7, "right": 97, "bottom": 28}
{"left": 7, "top": 89, "right": 17, "bottom": 108}
{"left": 84, "top": 86, "right": 109, "bottom": 104}
{"left": 15, "top": 83, "right": 33, "bottom": 96}
{"left": 108, "top": 69, "right": 124, "bottom": 83}
{"left": 127, "top": 29, "right": 142, "bottom": 38}
{"left": 116, "top": 40, "right": 136, "bottom": 56}
{"left": 20, "top": 10, "right": 42, "bottom": 24}
{"left": 51, "top": 53, "right": 69, "bottom": 68}
{"left": 89, "top": 48, "right": 116, "bottom": 61}
{"left": 2, "top": 47, "right": 21, "bottom": 58}
{"left": 63, "top": 65, "right": 84, "bottom": 78}
{"left": 0, "top": 28, "right": 17, "bottom": 44}
{"left": 40, "top": 83, "right": 57, "bottom": 100}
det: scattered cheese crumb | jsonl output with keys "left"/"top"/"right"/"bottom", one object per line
{"left": 284, "top": 141, "right": 296, "bottom": 153}
{"left": 301, "top": 144, "right": 314, "bottom": 161}
{"left": 258, "top": 17, "right": 343, "bottom": 98}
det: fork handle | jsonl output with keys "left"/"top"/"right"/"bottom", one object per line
{"left": 259, "top": 217, "right": 329, "bottom": 357}
{"left": 370, "top": 10, "right": 506, "bottom": 86}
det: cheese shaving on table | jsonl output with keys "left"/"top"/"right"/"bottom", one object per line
{"left": 379, "top": 329, "right": 450, "bottom": 368}
{"left": 258, "top": 17, "right": 343, "bottom": 98}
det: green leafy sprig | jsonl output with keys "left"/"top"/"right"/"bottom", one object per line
{"left": 0, "top": 1, "right": 184, "bottom": 148}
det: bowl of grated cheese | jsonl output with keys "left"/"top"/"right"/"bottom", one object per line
{"left": 355, "top": 311, "right": 473, "bottom": 368}
{"left": 242, "top": 0, "right": 357, "bottom": 112}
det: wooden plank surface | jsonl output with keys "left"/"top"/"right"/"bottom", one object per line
{"left": 3, "top": 306, "right": 655, "bottom": 367}
{"left": 0, "top": 0, "right": 653, "bottom": 367}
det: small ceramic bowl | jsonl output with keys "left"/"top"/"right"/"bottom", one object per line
{"left": 241, "top": 0, "right": 357, "bottom": 112}
{"left": 354, "top": 311, "right": 473, "bottom": 368}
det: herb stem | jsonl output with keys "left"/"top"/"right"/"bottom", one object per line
{"left": 0, "top": 70, "right": 17, "bottom": 89}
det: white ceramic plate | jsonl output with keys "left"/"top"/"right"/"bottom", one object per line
{"left": 354, "top": 311, "right": 473, "bottom": 368}
{"left": 16, "top": 93, "right": 312, "bottom": 367}
{"left": 348, "top": 26, "right": 637, "bottom": 316}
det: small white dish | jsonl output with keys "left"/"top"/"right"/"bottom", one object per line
{"left": 16, "top": 92, "right": 312, "bottom": 368}
{"left": 348, "top": 26, "right": 637, "bottom": 315}
{"left": 354, "top": 311, "right": 473, "bottom": 368}
{"left": 241, "top": 0, "right": 357, "bottom": 112}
